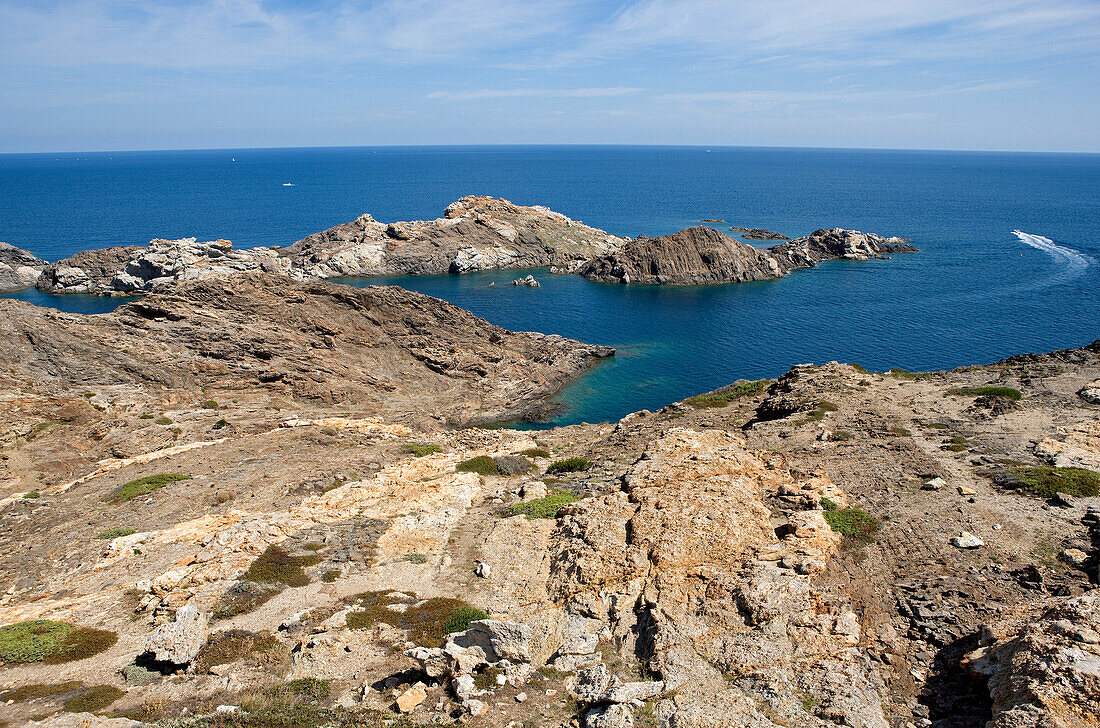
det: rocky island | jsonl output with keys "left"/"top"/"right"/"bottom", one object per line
{"left": 3, "top": 198, "right": 912, "bottom": 294}
{"left": 1, "top": 204, "right": 1097, "bottom": 728}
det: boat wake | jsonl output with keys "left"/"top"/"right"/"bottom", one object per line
{"left": 1012, "top": 230, "right": 1092, "bottom": 275}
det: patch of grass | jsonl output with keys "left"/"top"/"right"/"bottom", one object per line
{"left": 887, "top": 369, "right": 928, "bottom": 380}
{"left": 303, "top": 542, "right": 323, "bottom": 551}
{"left": 1013, "top": 466, "right": 1100, "bottom": 498}
{"left": 686, "top": 379, "right": 767, "bottom": 408}
{"left": 213, "top": 419, "right": 230, "bottom": 429}
{"left": 194, "top": 630, "right": 282, "bottom": 673}
{"left": 888, "top": 426, "right": 912, "bottom": 437}
{"left": 201, "top": 400, "right": 219, "bottom": 409}
{"left": 509, "top": 488, "right": 578, "bottom": 519}
{"left": 63, "top": 685, "right": 125, "bottom": 714}
{"left": 455, "top": 455, "right": 499, "bottom": 476}
{"left": 23, "top": 491, "right": 40, "bottom": 499}
{"left": 946, "top": 436, "right": 969, "bottom": 452}
{"left": 546, "top": 457, "right": 592, "bottom": 474}
{"left": 520, "top": 448, "right": 550, "bottom": 458}
{"left": 473, "top": 666, "right": 503, "bottom": 691}
{"left": 821, "top": 501, "right": 881, "bottom": 544}
{"left": 273, "top": 678, "right": 331, "bottom": 703}
{"left": 800, "top": 693, "right": 816, "bottom": 714}
{"left": 402, "top": 443, "right": 442, "bottom": 457}
{"left": 403, "top": 553, "right": 428, "bottom": 564}
{"left": 833, "top": 431, "right": 854, "bottom": 441}
{"left": 798, "top": 400, "right": 838, "bottom": 424}
{"left": 97, "top": 527, "right": 136, "bottom": 539}
{"left": 108, "top": 473, "right": 190, "bottom": 503}
{"left": 0, "top": 620, "right": 117, "bottom": 664}
{"left": 322, "top": 570, "right": 341, "bottom": 583}
{"left": 0, "top": 681, "right": 83, "bottom": 703}
{"left": 947, "top": 386, "right": 1022, "bottom": 401}
{"left": 154, "top": 416, "right": 173, "bottom": 426}
{"left": 242, "top": 545, "right": 321, "bottom": 588}
{"left": 346, "top": 593, "right": 487, "bottom": 647}
{"left": 139, "top": 414, "right": 154, "bottom": 420}
{"left": 212, "top": 581, "right": 281, "bottom": 620}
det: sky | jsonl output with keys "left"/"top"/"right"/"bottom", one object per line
{"left": 1, "top": 0, "right": 1099, "bottom": 153}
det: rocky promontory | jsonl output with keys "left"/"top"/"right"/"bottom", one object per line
{"left": 579, "top": 225, "right": 916, "bottom": 285}
{"left": 0, "top": 242, "right": 46, "bottom": 292}
{"left": 280, "top": 195, "right": 627, "bottom": 277}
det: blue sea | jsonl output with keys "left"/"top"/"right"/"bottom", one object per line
{"left": 2, "top": 146, "right": 1098, "bottom": 426}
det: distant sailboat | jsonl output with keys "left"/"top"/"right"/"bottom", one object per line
{"left": 282, "top": 183, "right": 294, "bottom": 187}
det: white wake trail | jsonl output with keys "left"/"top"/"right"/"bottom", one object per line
{"left": 1012, "top": 230, "right": 1092, "bottom": 274}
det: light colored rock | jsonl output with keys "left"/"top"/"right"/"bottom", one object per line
{"left": 396, "top": 685, "right": 427, "bottom": 713}
{"left": 922, "top": 477, "right": 947, "bottom": 491}
{"left": 464, "top": 698, "right": 488, "bottom": 716}
{"left": 466, "top": 619, "right": 533, "bottom": 662}
{"left": 1061, "top": 548, "right": 1089, "bottom": 567}
{"left": 958, "top": 486, "right": 977, "bottom": 496}
{"left": 586, "top": 703, "right": 634, "bottom": 728}
{"left": 951, "top": 531, "right": 984, "bottom": 549}
{"left": 570, "top": 663, "right": 612, "bottom": 702}
{"left": 475, "top": 560, "right": 491, "bottom": 579}
{"left": 142, "top": 602, "right": 207, "bottom": 666}
{"left": 558, "top": 633, "right": 599, "bottom": 655}
{"left": 1078, "top": 383, "right": 1100, "bottom": 405}
{"left": 20, "top": 715, "right": 141, "bottom": 728}
{"left": 602, "top": 680, "right": 664, "bottom": 703}
{"left": 452, "top": 674, "right": 480, "bottom": 701}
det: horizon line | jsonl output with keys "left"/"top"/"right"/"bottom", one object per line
{"left": 3, "top": 142, "right": 1099, "bottom": 157}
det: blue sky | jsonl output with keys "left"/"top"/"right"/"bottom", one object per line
{"left": 1, "top": 0, "right": 1098, "bottom": 153}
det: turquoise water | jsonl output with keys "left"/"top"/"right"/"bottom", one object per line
{"left": 1, "top": 146, "right": 1098, "bottom": 425}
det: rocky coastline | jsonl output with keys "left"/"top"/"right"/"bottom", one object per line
{"left": 2, "top": 198, "right": 913, "bottom": 294}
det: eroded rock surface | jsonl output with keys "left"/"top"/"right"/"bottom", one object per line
{"left": 0, "top": 241, "right": 46, "bottom": 292}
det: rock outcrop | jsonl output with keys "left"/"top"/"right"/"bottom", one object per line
{"left": 37, "top": 238, "right": 290, "bottom": 295}
{"left": 730, "top": 226, "right": 790, "bottom": 240}
{"left": 0, "top": 241, "right": 46, "bottom": 292}
{"left": 1, "top": 272, "right": 612, "bottom": 426}
{"left": 281, "top": 196, "right": 627, "bottom": 278}
{"left": 579, "top": 225, "right": 914, "bottom": 285}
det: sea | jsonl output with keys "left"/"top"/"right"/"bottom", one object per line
{"left": 1, "top": 145, "right": 1098, "bottom": 427}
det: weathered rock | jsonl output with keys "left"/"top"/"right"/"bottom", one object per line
{"left": 951, "top": 531, "right": 984, "bottom": 549}
{"left": 602, "top": 680, "right": 664, "bottom": 703}
{"left": 396, "top": 685, "right": 427, "bottom": 712}
{"left": 1078, "top": 382, "right": 1100, "bottom": 405}
{"left": 585, "top": 703, "right": 634, "bottom": 728}
{"left": 569, "top": 663, "right": 612, "bottom": 702}
{"left": 20, "top": 715, "right": 141, "bottom": 728}
{"left": 579, "top": 226, "right": 914, "bottom": 285}
{"left": 557, "top": 632, "right": 599, "bottom": 655}
{"left": 511, "top": 275, "right": 540, "bottom": 287}
{"left": 142, "top": 602, "right": 207, "bottom": 666}
{"left": 281, "top": 196, "right": 626, "bottom": 278}
{"left": 729, "top": 226, "right": 789, "bottom": 240}
{"left": 0, "top": 241, "right": 46, "bottom": 292}
{"left": 922, "top": 477, "right": 947, "bottom": 491}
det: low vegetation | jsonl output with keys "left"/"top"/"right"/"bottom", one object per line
{"left": 108, "top": 473, "right": 190, "bottom": 503}
{"left": 194, "top": 629, "right": 283, "bottom": 673}
{"left": 0, "top": 681, "right": 83, "bottom": 703}
{"left": 346, "top": 592, "right": 488, "bottom": 646}
{"left": 154, "top": 416, "right": 173, "bottom": 426}
{"left": 887, "top": 369, "right": 929, "bottom": 380}
{"left": 509, "top": 488, "right": 578, "bottom": 519}
{"left": 63, "top": 685, "right": 125, "bottom": 713}
{"left": 520, "top": 447, "right": 551, "bottom": 458}
{"left": 242, "top": 545, "right": 321, "bottom": 588}
{"left": 1012, "top": 466, "right": 1100, "bottom": 498}
{"left": 213, "top": 581, "right": 281, "bottom": 620}
{"left": 402, "top": 443, "right": 442, "bottom": 457}
{"left": 686, "top": 379, "right": 767, "bottom": 408}
{"left": 473, "top": 666, "right": 503, "bottom": 691}
{"left": 0, "top": 620, "right": 117, "bottom": 664}
{"left": 821, "top": 500, "right": 881, "bottom": 544}
{"left": 798, "top": 401, "right": 838, "bottom": 424}
{"left": 947, "top": 386, "right": 1022, "bottom": 401}
{"left": 494, "top": 455, "right": 533, "bottom": 476}
{"left": 546, "top": 457, "right": 592, "bottom": 474}
{"left": 946, "top": 436, "right": 970, "bottom": 452}
{"left": 97, "top": 527, "right": 136, "bottom": 539}
{"left": 455, "top": 455, "right": 499, "bottom": 476}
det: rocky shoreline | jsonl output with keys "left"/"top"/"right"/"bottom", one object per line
{"left": 1, "top": 197, "right": 913, "bottom": 294}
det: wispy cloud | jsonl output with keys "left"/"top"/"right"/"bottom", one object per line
{"left": 427, "top": 87, "right": 642, "bottom": 100}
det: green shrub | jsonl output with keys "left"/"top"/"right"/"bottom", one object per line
{"left": 0, "top": 620, "right": 117, "bottom": 664}
{"left": 242, "top": 545, "right": 321, "bottom": 588}
{"left": 686, "top": 379, "right": 767, "bottom": 408}
{"left": 402, "top": 443, "right": 442, "bottom": 457}
{"left": 213, "top": 419, "right": 230, "bottom": 429}
{"left": 1013, "top": 466, "right": 1100, "bottom": 498}
{"left": 403, "top": 553, "right": 429, "bottom": 564}
{"left": 946, "top": 436, "right": 969, "bottom": 452}
{"left": 947, "top": 386, "right": 1022, "bottom": 401}
{"left": 108, "top": 473, "right": 190, "bottom": 503}
{"left": 888, "top": 426, "right": 911, "bottom": 437}
{"left": 509, "top": 488, "right": 578, "bottom": 519}
{"left": 473, "top": 666, "right": 503, "bottom": 691}
{"left": 322, "top": 569, "right": 341, "bottom": 583}
{"left": 546, "top": 457, "right": 592, "bottom": 474}
{"left": 97, "top": 527, "right": 136, "bottom": 539}
{"left": 23, "top": 491, "right": 40, "bottom": 499}
{"left": 194, "top": 629, "right": 282, "bottom": 673}
{"left": 521, "top": 448, "right": 551, "bottom": 458}
{"left": 202, "top": 400, "right": 219, "bottom": 409}
{"left": 822, "top": 504, "right": 881, "bottom": 544}
{"left": 494, "top": 455, "right": 533, "bottom": 476}
{"left": 139, "top": 414, "right": 153, "bottom": 420}
{"left": 212, "top": 581, "right": 280, "bottom": 620}
{"left": 456, "top": 455, "right": 499, "bottom": 475}
{"left": 346, "top": 593, "right": 487, "bottom": 646}
{"left": 154, "top": 416, "right": 173, "bottom": 426}
{"left": 63, "top": 685, "right": 125, "bottom": 713}
{"left": 888, "top": 369, "right": 928, "bottom": 380}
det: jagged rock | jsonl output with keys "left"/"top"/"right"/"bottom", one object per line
{"left": 474, "top": 560, "right": 492, "bottom": 579}
{"left": 963, "top": 595, "right": 1100, "bottom": 727}
{"left": 579, "top": 226, "right": 914, "bottom": 285}
{"left": 464, "top": 698, "right": 488, "bottom": 716}
{"left": 452, "top": 674, "right": 480, "bottom": 701}
{"left": 520, "top": 480, "right": 548, "bottom": 501}
{"left": 142, "top": 602, "right": 208, "bottom": 666}
{"left": 511, "top": 275, "right": 541, "bottom": 287}
{"left": 1078, "top": 382, "right": 1100, "bottom": 404}
{"left": 951, "top": 531, "right": 984, "bottom": 549}
{"left": 922, "top": 477, "right": 947, "bottom": 490}
{"left": 585, "top": 703, "right": 634, "bottom": 728}
{"left": 0, "top": 241, "right": 46, "bottom": 292}
{"left": 570, "top": 663, "right": 612, "bottom": 702}
{"left": 1060, "top": 548, "right": 1088, "bottom": 567}
{"left": 467, "top": 619, "right": 532, "bottom": 662}
{"left": 602, "top": 680, "right": 664, "bottom": 703}
{"left": 396, "top": 685, "right": 427, "bottom": 712}
{"left": 729, "top": 226, "right": 789, "bottom": 240}
{"left": 557, "top": 633, "right": 599, "bottom": 655}
{"left": 281, "top": 196, "right": 626, "bottom": 278}
{"left": 406, "top": 646, "right": 450, "bottom": 678}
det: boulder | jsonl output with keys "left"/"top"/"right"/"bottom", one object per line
{"left": 586, "top": 704, "right": 634, "bottom": 728}
{"left": 466, "top": 619, "right": 532, "bottom": 662}
{"left": 396, "top": 685, "right": 427, "bottom": 712}
{"left": 142, "top": 602, "right": 207, "bottom": 667}
{"left": 603, "top": 680, "right": 664, "bottom": 703}
{"left": 950, "top": 532, "right": 984, "bottom": 549}
{"left": 0, "top": 241, "right": 46, "bottom": 292}
{"left": 570, "top": 663, "right": 612, "bottom": 702}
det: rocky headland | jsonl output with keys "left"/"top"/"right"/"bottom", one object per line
{"left": 5, "top": 198, "right": 913, "bottom": 294}
{"left": 729, "top": 226, "right": 790, "bottom": 240}
{"left": 579, "top": 225, "right": 915, "bottom": 285}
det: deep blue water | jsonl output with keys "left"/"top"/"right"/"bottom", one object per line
{"left": 2, "top": 146, "right": 1098, "bottom": 426}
